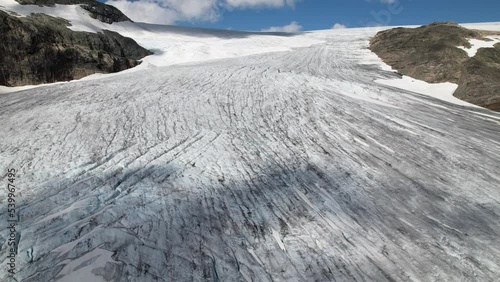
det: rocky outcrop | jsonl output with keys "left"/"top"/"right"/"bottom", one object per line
{"left": 0, "top": 10, "right": 151, "bottom": 86}
{"left": 80, "top": 2, "right": 130, "bottom": 24}
{"left": 370, "top": 22, "right": 500, "bottom": 111}
{"left": 454, "top": 44, "right": 500, "bottom": 110}
{"left": 15, "top": 0, "right": 130, "bottom": 24}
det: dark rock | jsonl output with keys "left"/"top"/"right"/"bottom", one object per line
{"left": 455, "top": 48, "right": 500, "bottom": 111}
{"left": 370, "top": 22, "right": 500, "bottom": 111}
{"left": 80, "top": 2, "right": 130, "bottom": 24}
{"left": 0, "top": 10, "right": 152, "bottom": 86}
{"left": 369, "top": 22, "right": 481, "bottom": 84}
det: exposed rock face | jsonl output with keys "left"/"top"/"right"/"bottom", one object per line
{"left": 80, "top": 2, "right": 130, "bottom": 24}
{"left": 370, "top": 22, "right": 500, "bottom": 111}
{"left": 0, "top": 10, "right": 151, "bottom": 86}
{"left": 15, "top": 0, "right": 130, "bottom": 24}
{"left": 454, "top": 44, "right": 500, "bottom": 110}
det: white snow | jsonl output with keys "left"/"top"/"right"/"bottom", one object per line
{"left": 374, "top": 76, "right": 479, "bottom": 108}
{"left": 116, "top": 23, "right": 324, "bottom": 70}
{"left": 0, "top": 0, "right": 323, "bottom": 66}
{"left": 361, "top": 49, "right": 478, "bottom": 108}
{"left": 457, "top": 36, "right": 500, "bottom": 57}
{"left": 0, "top": 0, "right": 324, "bottom": 93}
{"left": 1, "top": 3, "right": 500, "bottom": 281}
{"left": 0, "top": 84, "right": 43, "bottom": 94}
{"left": 458, "top": 22, "right": 500, "bottom": 57}
{"left": 461, "top": 22, "right": 500, "bottom": 32}
{"left": 1, "top": 0, "right": 499, "bottom": 107}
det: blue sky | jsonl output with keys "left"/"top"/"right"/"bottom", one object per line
{"left": 104, "top": 0, "right": 500, "bottom": 31}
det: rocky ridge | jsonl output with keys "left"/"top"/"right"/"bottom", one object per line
{"left": 370, "top": 22, "right": 500, "bottom": 111}
{"left": 0, "top": 5, "right": 151, "bottom": 86}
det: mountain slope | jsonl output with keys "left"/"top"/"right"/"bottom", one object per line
{"left": 15, "top": 0, "right": 130, "bottom": 23}
{"left": 0, "top": 0, "right": 150, "bottom": 86}
{"left": 370, "top": 22, "right": 500, "bottom": 110}
{"left": 1, "top": 25, "right": 500, "bottom": 282}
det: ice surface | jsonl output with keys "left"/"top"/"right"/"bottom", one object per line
{"left": 0, "top": 4, "right": 500, "bottom": 281}
{"left": 55, "top": 248, "right": 119, "bottom": 282}
{"left": 0, "top": 0, "right": 323, "bottom": 94}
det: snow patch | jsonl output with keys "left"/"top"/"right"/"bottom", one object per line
{"left": 375, "top": 76, "right": 479, "bottom": 108}
{"left": 364, "top": 47, "right": 479, "bottom": 108}
{"left": 457, "top": 36, "right": 500, "bottom": 57}
{"left": 460, "top": 22, "right": 500, "bottom": 32}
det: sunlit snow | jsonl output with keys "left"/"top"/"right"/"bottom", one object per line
{"left": 1, "top": 1, "right": 500, "bottom": 281}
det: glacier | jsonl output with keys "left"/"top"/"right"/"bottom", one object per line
{"left": 0, "top": 5, "right": 500, "bottom": 281}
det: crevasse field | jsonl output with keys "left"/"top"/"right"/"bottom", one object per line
{"left": 1, "top": 2, "right": 500, "bottom": 281}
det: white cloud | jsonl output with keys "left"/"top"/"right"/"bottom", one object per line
{"left": 366, "top": 0, "right": 397, "bottom": 3}
{"left": 331, "top": 23, "right": 347, "bottom": 29}
{"left": 106, "top": 0, "right": 299, "bottom": 25}
{"left": 107, "top": 0, "right": 219, "bottom": 25}
{"left": 224, "top": 0, "right": 297, "bottom": 8}
{"left": 261, "top": 21, "right": 302, "bottom": 33}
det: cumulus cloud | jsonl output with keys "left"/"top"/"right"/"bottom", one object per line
{"left": 106, "top": 0, "right": 299, "bottom": 25}
{"left": 261, "top": 21, "right": 302, "bottom": 33}
{"left": 107, "top": 0, "right": 219, "bottom": 24}
{"left": 331, "top": 23, "right": 347, "bottom": 29}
